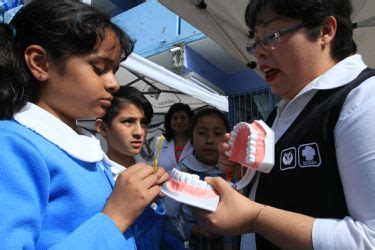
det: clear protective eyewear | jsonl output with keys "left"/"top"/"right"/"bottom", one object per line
{"left": 246, "top": 22, "right": 307, "bottom": 55}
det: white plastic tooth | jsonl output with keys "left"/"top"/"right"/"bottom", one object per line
{"left": 185, "top": 175, "right": 192, "bottom": 184}
{"left": 249, "top": 132, "right": 258, "bottom": 141}
{"left": 197, "top": 180, "right": 206, "bottom": 189}
{"left": 189, "top": 178, "right": 196, "bottom": 186}
{"left": 171, "top": 168, "right": 178, "bottom": 178}
{"left": 250, "top": 145, "right": 256, "bottom": 154}
{"left": 250, "top": 140, "right": 256, "bottom": 147}
{"left": 191, "top": 174, "right": 200, "bottom": 182}
{"left": 206, "top": 184, "right": 213, "bottom": 190}
{"left": 178, "top": 172, "right": 184, "bottom": 182}
{"left": 247, "top": 153, "right": 256, "bottom": 164}
{"left": 183, "top": 173, "right": 190, "bottom": 183}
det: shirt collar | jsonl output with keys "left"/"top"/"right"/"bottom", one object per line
{"left": 276, "top": 54, "right": 367, "bottom": 109}
{"left": 306, "top": 54, "right": 366, "bottom": 91}
{"left": 14, "top": 103, "right": 104, "bottom": 163}
{"left": 181, "top": 154, "right": 222, "bottom": 174}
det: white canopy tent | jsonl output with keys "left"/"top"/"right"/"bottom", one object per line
{"left": 159, "top": 0, "right": 375, "bottom": 68}
{"left": 120, "top": 53, "right": 228, "bottom": 112}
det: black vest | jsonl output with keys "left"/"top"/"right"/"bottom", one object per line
{"left": 255, "top": 68, "right": 375, "bottom": 249}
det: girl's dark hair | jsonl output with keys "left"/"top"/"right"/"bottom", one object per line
{"left": 0, "top": 0, "right": 134, "bottom": 119}
{"left": 189, "top": 108, "right": 229, "bottom": 144}
{"left": 164, "top": 103, "right": 194, "bottom": 141}
{"left": 100, "top": 85, "right": 153, "bottom": 126}
{"left": 245, "top": 0, "right": 356, "bottom": 62}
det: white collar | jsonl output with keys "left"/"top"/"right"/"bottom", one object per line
{"left": 102, "top": 155, "right": 125, "bottom": 180}
{"left": 309, "top": 54, "right": 367, "bottom": 90}
{"left": 181, "top": 154, "right": 222, "bottom": 174}
{"left": 102, "top": 155, "right": 145, "bottom": 178}
{"left": 14, "top": 103, "right": 104, "bottom": 163}
{"left": 277, "top": 54, "right": 367, "bottom": 109}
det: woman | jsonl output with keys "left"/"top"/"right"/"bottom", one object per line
{"left": 157, "top": 103, "right": 194, "bottom": 172}
{"left": 197, "top": 0, "right": 375, "bottom": 249}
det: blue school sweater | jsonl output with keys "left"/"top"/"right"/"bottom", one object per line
{"left": 0, "top": 104, "right": 136, "bottom": 249}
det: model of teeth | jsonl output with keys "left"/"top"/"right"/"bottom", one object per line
{"left": 225, "top": 120, "right": 274, "bottom": 173}
{"left": 161, "top": 168, "right": 219, "bottom": 211}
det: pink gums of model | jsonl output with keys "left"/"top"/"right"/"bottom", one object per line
{"left": 225, "top": 120, "right": 274, "bottom": 173}
{"left": 161, "top": 168, "right": 219, "bottom": 211}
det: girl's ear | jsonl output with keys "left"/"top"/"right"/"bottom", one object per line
{"left": 24, "top": 45, "right": 50, "bottom": 82}
{"left": 95, "top": 119, "right": 108, "bottom": 138}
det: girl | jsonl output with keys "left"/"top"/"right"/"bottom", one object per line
{"left": 0, "top": 0, "right": 167, "bottom": 248}
{"left": 96, "top": 85, "right": 164, "bottom": 250}
{"left": 167, "top": 108, "right": 230, "bottom": 250}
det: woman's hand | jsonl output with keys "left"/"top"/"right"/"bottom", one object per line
{"left": 195, "top": 176, "right": 263, "bottom": 235}
{"left": 103, "top": 163, "right": 168, "bottom": 232}
{"left": 196, "top": 177, "right": 314, "bottom": 249}
{"left": 218, "top": 133, "right": 237, "bottom": 172}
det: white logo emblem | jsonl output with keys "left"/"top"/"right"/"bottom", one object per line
{"left": 301, "top": 145, "right": 315, "bottom": 161}
{"left": 280, "top": 147, "right": 296, "bottom": 171}
{"left": 283, "top": 152, "right": 294, "bottom": 165}
{"left": 298, "top": 143, "right": 321, "bottom": 167}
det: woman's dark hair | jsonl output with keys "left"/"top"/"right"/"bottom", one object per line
{"left": 164, "top": 102, "right": 194, "bottom": 141}
{"left": 245, "top": 0, "right": 356, "bottom": 61}
{"left": 100, "top": 86, "right": 153, "bottom": 126}
{"left": 189, "top": 107, "right": 229, "bottom": 144}
{"left": 0, "top": 0, "right": 134, "bottom": 119}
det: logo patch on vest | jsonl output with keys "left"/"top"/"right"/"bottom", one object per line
{"left": 280, "top": 147, "right": 296, "bottom": 170}
{"left": 298, "top": 143, "right": 321, "bottom": 167}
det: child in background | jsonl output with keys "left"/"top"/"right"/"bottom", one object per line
{"left": 96, "top": 85, "right": 164, "bottom": 250}
{"left": 0, "top": 0, "right": 167, "bottom": 248}
{"left": 170, "top": 108, "right": 235, "bottom": 250}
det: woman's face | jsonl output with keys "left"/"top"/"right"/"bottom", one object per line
{"left": 171, "top": 111, "right": 189, "bottom": 134}
{"left": 252, "top": 7, "right": 331, "bottom": 99}
{"left": 36, "top": 30, "right": 122, "bottom": 127}
{"left": 192, "top": 115, "right": 226, "bottom": 165}
{"left": 105, "top": 102, "right": 148, "bottom": 157}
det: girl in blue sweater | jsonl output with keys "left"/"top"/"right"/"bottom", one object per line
{"left": 0, "top": 0, "right": 168, "bottom": 248}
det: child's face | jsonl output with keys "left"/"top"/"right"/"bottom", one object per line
{"left": 171, "top": 111, "right": 189, "bottom": 134}
{"left": 37, "top": 30, "right": 121, "bottom": 126}
{"left": 192, "top": 115, "right": 226, "bottom": 165}
{"left": 106, "top": 103, "right": 148, "bottom": 157}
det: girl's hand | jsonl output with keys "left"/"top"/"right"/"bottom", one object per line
{"left": 102, "top": 163, "right": 168, "bottom": 232}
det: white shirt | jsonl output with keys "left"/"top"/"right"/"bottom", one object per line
{"left": 156, "top": 138, "right": 194, "bottom": 173}
{"left": 241, "top": 54, "right": 375, "bottom": 249}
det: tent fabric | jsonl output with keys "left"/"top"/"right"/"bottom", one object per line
{"left": 121, "top": 53, "right": 228, "bottom": 112}
{"left": 158, "top": 0, "right": 375, "bottom": 68}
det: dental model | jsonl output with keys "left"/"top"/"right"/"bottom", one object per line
{"left": 161, "top": 168, "right": 219, "bottom": 211}
{"left": 226, "top": 120, "right": 274, "bottom": 173}
{"left": 224, "top": 120, "right": 274, "bottom": 190}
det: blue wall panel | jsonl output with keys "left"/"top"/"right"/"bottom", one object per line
{"left": 112, "top": 0, "right": 205, "bottom": 57}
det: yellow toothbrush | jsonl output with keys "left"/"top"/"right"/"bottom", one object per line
{"left": 153, "top": 134, "right": 165, "bottom": 172}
